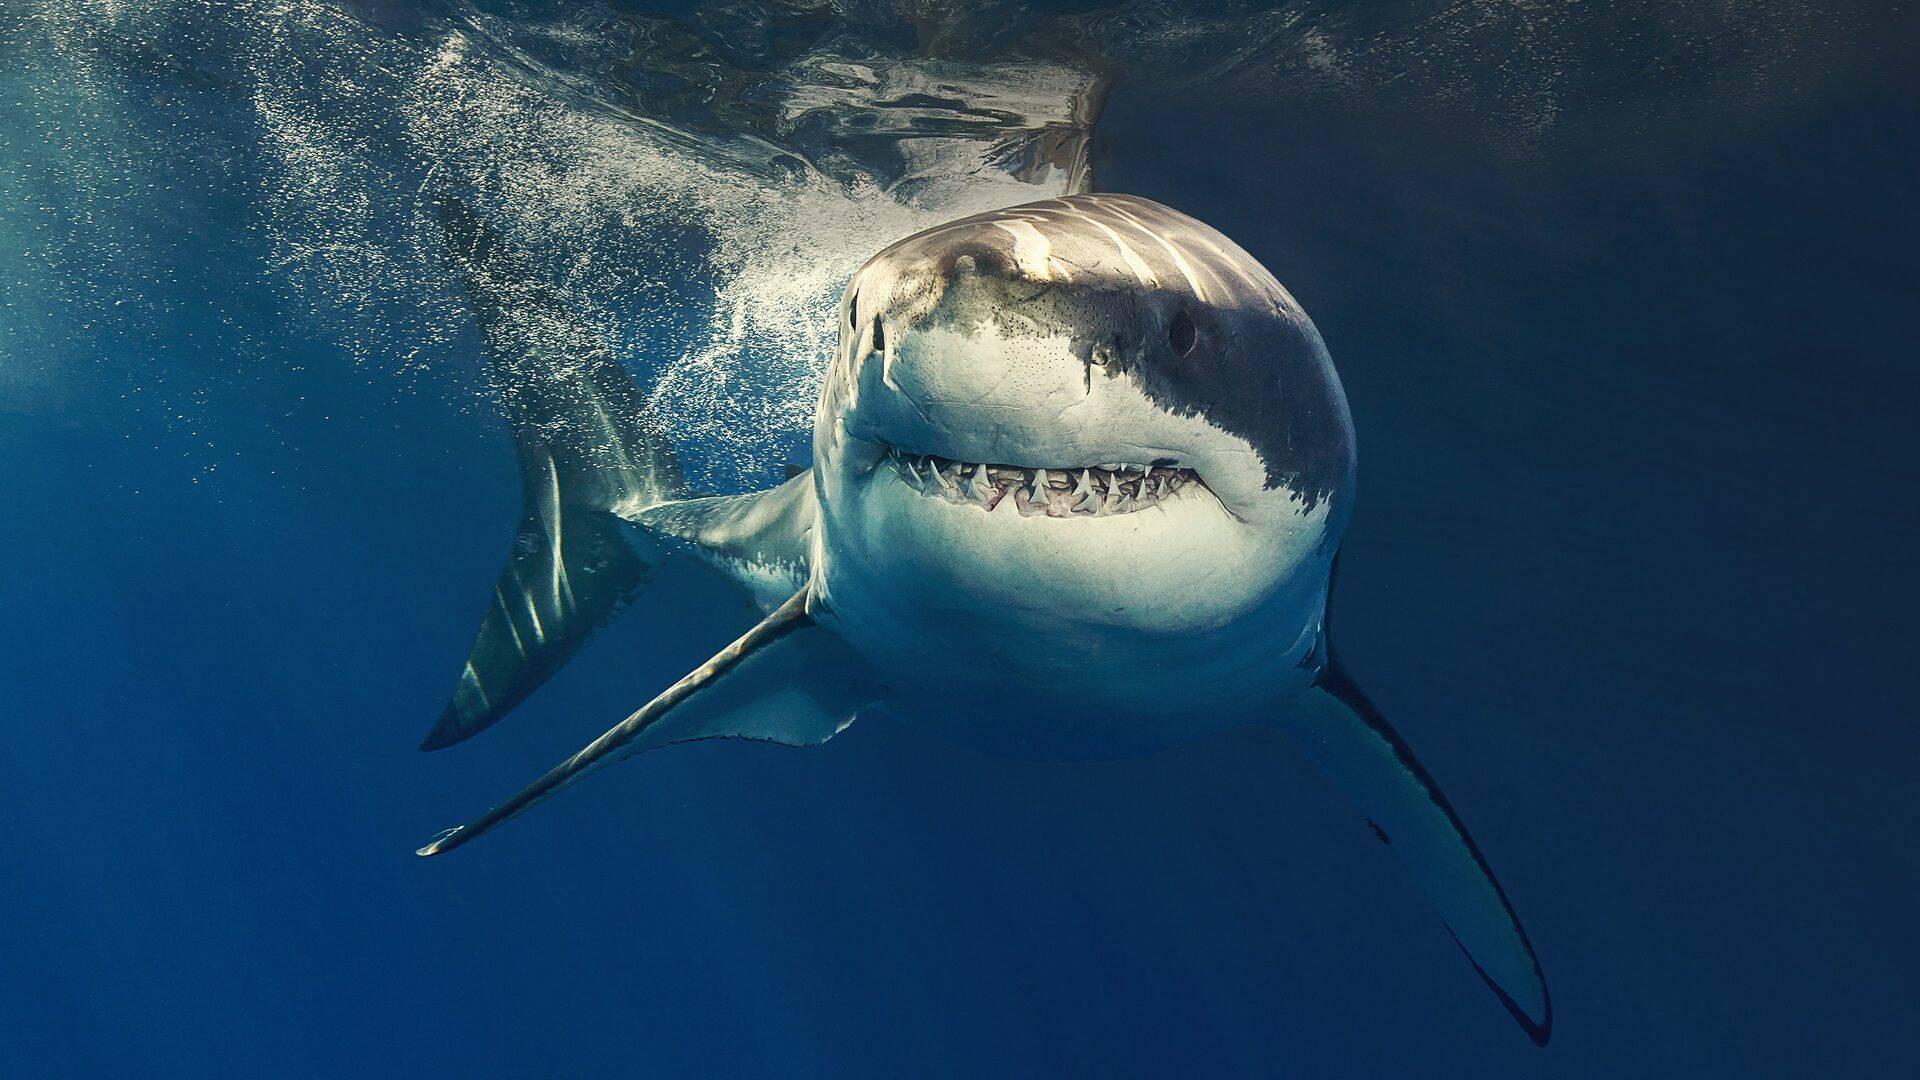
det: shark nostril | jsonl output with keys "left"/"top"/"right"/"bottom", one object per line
{"left": 871, "top": 318, "right": 885, "bottom": 353}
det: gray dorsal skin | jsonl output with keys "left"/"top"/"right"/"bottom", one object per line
{"left": 417, "top": 193, "right": 1551, "bottom": 1045}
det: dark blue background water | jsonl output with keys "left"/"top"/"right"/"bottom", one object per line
{"left": 3, "top": 4, "right": 1916, "bottom": 1076}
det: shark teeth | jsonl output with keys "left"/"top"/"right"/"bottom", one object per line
{"left": 1070, "top": 469, "right": 1099, "bottom": 513}
{"left": 929, "top": 458, "right": 957, "bottom": 494}
{"left": 888, "top": 449, "right": 1200, "bottom": 518}
{"left": 965, "top": 463, "right": 994, "bottom": 502}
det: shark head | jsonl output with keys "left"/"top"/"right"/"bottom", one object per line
{"left": 811, "top": 194, "right": 1356, "bottom": 743}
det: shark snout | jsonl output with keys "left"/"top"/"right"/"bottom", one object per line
{"left": 847, "top": 315, "right": 1100, "bottom": 468}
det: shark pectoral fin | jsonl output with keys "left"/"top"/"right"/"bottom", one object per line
{"left": 1280, "top": 666, "right": 1552, "bottom": 1045}
{"left": 631, "top": 470, "right": 818, "bottom": 612}
{"left": 417, "top": 588, "right": 881, "bottom": 857}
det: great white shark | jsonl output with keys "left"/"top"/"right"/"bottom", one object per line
{"left": 417, "top": 192, "right": 1552, "bottom": 1045}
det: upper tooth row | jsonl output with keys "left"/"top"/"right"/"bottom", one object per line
{"left": 891, "top": 450, "right": 1167, "bottom": 481}
{"left": 887, "top": 449, "right": 1190, "bottom": 513}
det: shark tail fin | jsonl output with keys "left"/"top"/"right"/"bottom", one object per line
{"left": 422, "top": 195, "right": 688, "bottom": 751}
{"left": 422, "top": 450, "right": 668, "bottom": 750}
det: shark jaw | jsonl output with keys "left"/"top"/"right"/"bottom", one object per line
{"left": 818, "top": 421, "right": 1322, "bottom": 648}
{"left": 880, "top": 444, "right": 1210, "bottom": 517}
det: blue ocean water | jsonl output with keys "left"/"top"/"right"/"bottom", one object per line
{"left": 2, "top": 2, "right": 1915, "bottom": 1076}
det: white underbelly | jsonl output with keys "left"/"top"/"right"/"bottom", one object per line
{"left": 813, "top": 474, "right": 1328, "bottom": 757}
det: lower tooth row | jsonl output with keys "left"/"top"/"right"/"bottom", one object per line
{"left": 892, "top": 452, "right": 1186, "bottom": 514}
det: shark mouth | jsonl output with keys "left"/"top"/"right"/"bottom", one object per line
{"left": 884, "top": 447, "right": 1203, "bottom": 517}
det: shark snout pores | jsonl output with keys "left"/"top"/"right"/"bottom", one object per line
{"left": 847, "top": 257, "right": 1102, "bottom": 445}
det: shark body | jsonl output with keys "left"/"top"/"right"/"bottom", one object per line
{"left": 417, "top": 192, "right": 1552, "bottom": 1045}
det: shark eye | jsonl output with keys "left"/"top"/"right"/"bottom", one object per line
{"left": 1168, "top": 312, "right": 1197, "bottom": 358}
